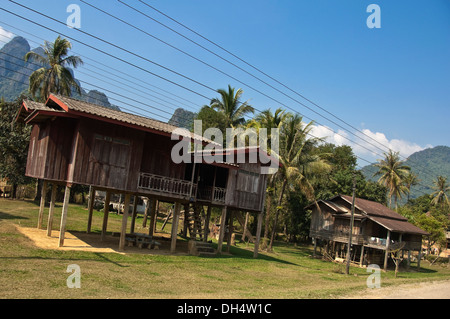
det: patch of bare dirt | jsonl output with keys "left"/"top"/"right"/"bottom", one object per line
{"left": 15, "top": 225, "right": 189, "bottom": 256}
{"left": 342, "top": 280, "right": 450, "bottom": 299}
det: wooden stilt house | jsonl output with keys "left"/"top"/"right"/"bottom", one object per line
{"left": 308, "top": 195, "right": 429, "bottom": 270}
{"left": 17, "top": 94, "right": 275, "bottom": 256}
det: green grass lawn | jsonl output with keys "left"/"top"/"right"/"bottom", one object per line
{"left": 0, "top": 198, "right": 449, "bottom": 299}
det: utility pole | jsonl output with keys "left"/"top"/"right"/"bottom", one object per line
{"left": 345, "top": 171, "right": 356, "bottom": 275}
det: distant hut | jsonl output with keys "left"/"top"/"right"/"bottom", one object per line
{"left": 307, "top": 194, "right": 429, "bottom": 270}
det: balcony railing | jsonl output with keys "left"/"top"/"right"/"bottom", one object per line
{"left": 310, "top": 229, "right": 421, "bottom": 250}
{"left": 213, "top": 187, "right": 226, "bottom": 203}
{"left": 197, "top": 186, "right": 227, "bottom": 203}
{"left": 309, "top": 229, "right": 365, "bottom": 245}
{"left": 366, "top": 236, "right": 389, "bottom": 247}
{"left": 138, "top": 173, "right": 197, "bottom": 198}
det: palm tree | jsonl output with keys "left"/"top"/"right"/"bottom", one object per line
{"left": 251, "top": 108, "right": 286, "bottom": 131}
{"left": 431, "top": 176, "right": 449, "bottom": 209}
{"left": 267, "top": 114, "right": 330, "bottom": 251}
{"left": 373, "top": 150, "right": 410, "bottom": 209}
{"left": 209, "top": 85, "right": 254, "bottom": 128}
{"left": 404, "top": 172, "right": 420, "bottom": 201}
{"left": 24, "top": 36, "right": 83, "bottom": 101}
{"left": 248, "top": 108, "right": 288, "bottom": 248}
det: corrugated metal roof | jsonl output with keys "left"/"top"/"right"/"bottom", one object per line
{"left": 22, "top": 95, "right": 215, "bottom": 145}
{"left": 369, "top": 215, "right": 429, "bottom": 236}
{"left": 51, "top": 94, "right": 213, "bottom": 144}
{"left": 23, "top": 100, "right": 60, "bottom": 112}
{"left": 334, "top": 195, "right": 429, "bottom": 235}
{"left": 339, "top": 195, "right": 408, "bottom": 221}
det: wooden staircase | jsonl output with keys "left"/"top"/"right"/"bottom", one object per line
{"left": 188, "top": 240, "right": 216, "bottom": 257}
{"left": 186, "top": 204, "right": 203, "bottom": 240}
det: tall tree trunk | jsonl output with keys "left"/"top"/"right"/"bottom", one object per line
{"left": 262, "top": 192, "right": 272, "bottom": 249}
{"left": 268, "top": 179, "right": 287, "bottom": 251}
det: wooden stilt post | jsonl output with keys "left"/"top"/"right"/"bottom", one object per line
{"left": 154, "top": 201, "right": 159, "bottom": 233}
{"left": 407, "top": 250, "right": 411, "bottom": 270}
{"left": 417, "top": 240, "right": 422, "bottom": 270}
{"left": 170, "top": 202, "right": 181, "bottom": 253}
{"left": 58, "top": 184, "right": 71, "bottom": 247}
{"left": 226, "top": 210, "right": 234, "bottom": 252}
{"left": 37, "top": 180, "right": 48, "bottom": 229}
{"left": 313, "top": 238, "right": 317, "bottom": 257}
{"left": 101, "top": 191, "right": 111, "bottom": 241}
{"left": 142, "top": 197, "right": 150, "bottom": 227}
{"left": 183, "top": 203, "right": 190, "bottom": 237}
{"left": 119, "top": 194, "right": 131, "bottom": 251}
{"left": 254, "top": 211, "right": 263, "bottom": 258}
{"left": 148, "top": 198, "right": 157, "bottom": 236}
{"left": 203, "top": 205, "right": 212, "bottom": 242}
{"left": 46, "top": 184, "right": 57, "bottom": 237}
{"left": 242, "top": 212, "right": 249, "bottom": 242}
{"left": 217, "top": 206, "right": 227, "bottom": 254}
{"left": 384, "top": 230, "right": 391, "bottom": 271}
{"left": 86, "top": 186, "right": 95, "bottom": 233}
{"left": 130, "top": 196, "right": 138, "bottom": 234}
{"left": 345, "top": 172, "right": 356, "bottom": 275}
{"left": 360, "top": 245, "right": 365, "bottom": 266}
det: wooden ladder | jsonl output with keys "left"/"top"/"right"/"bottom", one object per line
{"left": 187, "top": 204, "right": 203, "bottom": 240}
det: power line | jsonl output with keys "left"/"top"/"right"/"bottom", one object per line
{"left": 87, "top": 2, "right": 439, "bottom": 184}
{"left": 121, "top": 0, "right": 394, "bottom": 155}
{"left": 0, "top": 46, "right": 435, "bottom": 197}
{"left": 0, "top": 63, "right": 178, "bottom": 123}
{"left": 0, "top": 12, "right": 421, "bottom": 164}
{"left": 0, "top": 5, "right": 437, "bottom": 194}
{"left": 8, "top": 1, "right": 392, "bottom": 164}
{"left": 0, "top": 52, "right": 203, "bottom": 128}
{"left": 0, "top": 4, "right": 374, "bottom": 156}
{"left": 0, "top": 20, "right": 201, "bottom": 112}
{"left": 4, "top": 54, "right": 435, "bottom": 195}
{"left": 1, "top": 4, "right": 213, "bottom": 101}
{"left": 132, "top": 0, "right": 439, "bottom": 184}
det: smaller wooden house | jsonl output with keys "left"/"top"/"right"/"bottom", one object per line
{"left": 308, "top": 194, "right": 429, "bottom": 270}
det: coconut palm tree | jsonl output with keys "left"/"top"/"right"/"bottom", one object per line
{"left": 24, "top": 36, "right": 83, "bottom": 102}
{"left": 431, "top": 176, "right": 449, "bottom": 209}
{"left": 404, "top": 171, "right": 420, "bottom": 201}
{"left": 209, "top": 85, "right": 254, "bottom": 129}
{"left": 267, "top": 114, "right": 331, "bottom": 251}
{"left": 373, "top": 150, "right": 410, "bottom": 209}
{"left": 247, "top": 108, "right": 288, "bottom": 248}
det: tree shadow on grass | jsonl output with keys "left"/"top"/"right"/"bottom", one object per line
{"left": 0, "top": 253, "right": 129, "bottom": 268}
{"left": 205, "top": 242, "right": 299, "bottom": 266}
{"left": 0, "top": 211, "right": 29, "bottom": 220}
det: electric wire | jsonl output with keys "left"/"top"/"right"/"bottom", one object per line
{"left": 0, "top": 20, "right": 201, "bottom": 111}
{"left": 0, "top": 6, "right": 438, "bottom": 194}
{"left": 130, "top": 0, "right": 439, "bottom": 184}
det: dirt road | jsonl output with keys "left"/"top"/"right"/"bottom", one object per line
{"left": 343, "top": 279, "right": 450, "bottom": 299}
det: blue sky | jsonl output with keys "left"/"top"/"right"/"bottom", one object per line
{"left": 0, "top": 0, "right": 449, "bottom": 167}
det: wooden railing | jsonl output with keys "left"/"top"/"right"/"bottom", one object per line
{"left": 138, "top": 173, "right": 197, "bottom": 198}
{"left": 310, "top": 229, "right": 365, "bottom": 245}
{"left": 310, "top": 230, "right": 421, "bottom": 250}
{"left": 213, "top": 187, "right": 226, "bottom": 203}
{"left": 197, "top": 186, "right": 227, "bottom": 203}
